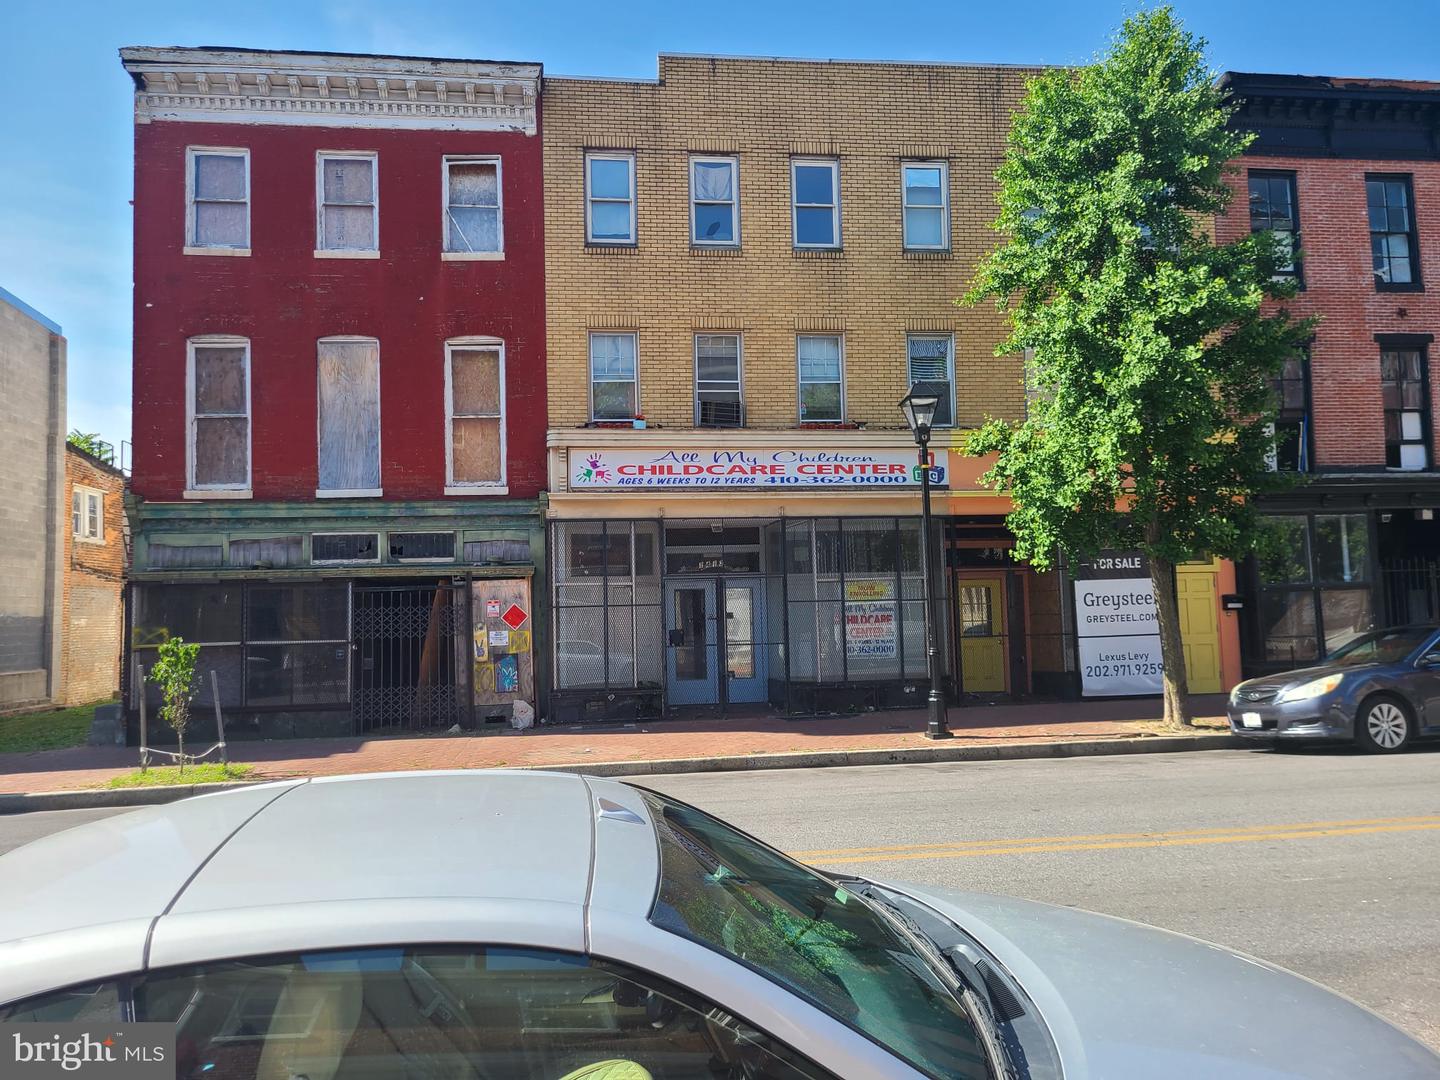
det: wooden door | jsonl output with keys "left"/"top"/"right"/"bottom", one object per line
{"left": 957, "top": 576, "right": 1007, "bottom": 693}
{"left": 1176, "top": 564, "right": 1222, "bottom": 694}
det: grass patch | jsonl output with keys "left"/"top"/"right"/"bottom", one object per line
{"left": 105, "top": 762, "right": 256, "bottom": 788}
{"left": 0, "top": 699, "right": 113, "bottom": 753}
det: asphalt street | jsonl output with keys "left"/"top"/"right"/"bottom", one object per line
{"left": 4, "top": 747, "right": 1438, "bottom": 1050}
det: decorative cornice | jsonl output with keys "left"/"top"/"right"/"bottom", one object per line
{"left": 119, "top": 47, "right": 540, "bottom": 134}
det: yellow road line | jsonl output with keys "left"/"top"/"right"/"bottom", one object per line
{"left": 791, "top": 816, "right": 1440, "bottom": 865}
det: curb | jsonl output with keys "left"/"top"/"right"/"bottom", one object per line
{"left": 0, "top": 733, "right": 1241, "bottom": 814}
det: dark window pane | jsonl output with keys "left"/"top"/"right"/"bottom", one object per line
{"left": 1260, "top": 591, "right": 1318, "bottom": 663}
{"left": 794, "top": 164, "right": 834, "bottom": 205}
{"left": 1259, "top": 516, "right": 1311, "bottom": 583}
{"left": 1313, "top": 515, "right": 1370, "bottom": 583}
{"left": 133, "top": 583, "right": 242, "bottom": 644}
{"left": 246, "top": 583, "right": 349, "bottom": 641}
{"left": 796, "top": 206, "right": 835, "bottom": 245}
{"left": 245, "top": 642, "right": 348, "bottom": 705}
{"left": 1321, "top": 589, "right": 1374, "bottom": 655}
{"left": 694, "top": 203, "right": 734, "bottom": 242}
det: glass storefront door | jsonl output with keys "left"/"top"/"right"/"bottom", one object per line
{"left": 665, "top": 580, "right": 718, "bottom": 705}
{"left": 723, "top": 577, "right": 767, "bottom": 704}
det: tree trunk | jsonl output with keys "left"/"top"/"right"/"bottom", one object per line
{"left": 177, "top": 722, "right": 185, "bottom": 776}
{"left": 1148, "top": 553, "right": 1194, "bottom": 729}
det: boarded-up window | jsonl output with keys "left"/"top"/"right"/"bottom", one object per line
{"left": 444, "top": 158, "right": 502, "bottom": 253}
{"left": 189, "top": 149, "right": 249, "bottom": 249}
{"left": 190, "top": 340, "right": 249, "bottom": 489}
{"left": 448, "top": 343, "right": 504, "bottom": 485}
{"left": 229, "top": 536, "right": 303, "bottom": 568}
{"left": 317, "top": 338, "right": 381, "bottom": 492}
{"left": 317, "top": 153, "right": 377, "bottom": 252}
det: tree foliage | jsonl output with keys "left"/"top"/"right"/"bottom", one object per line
{"left": 66, "top": 430, "right": 112, "bottom": 462}
{"left": 149, "top": 637, "right": 201, "bottom": 773}
{"left": 965, "top": 7, "right": 1314, "bottom": 724}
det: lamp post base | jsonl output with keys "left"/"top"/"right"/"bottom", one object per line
{"left": 923, "top": 692, "right": 952, "bottom": 739}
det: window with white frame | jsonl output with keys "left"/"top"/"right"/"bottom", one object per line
{"left": 792, "top": 159, "right": 840, "bottom": 248}
{"left": 695, "top": 334, "right": 743, "bottom": 427}
{"left": 690, "top": 156, "right": 739, "bottom": 246}
{"left": 316, "top": 337, "right": 381, "bottom": 495}
{"left": 585, "top": 152, "right": 635, "bottom": 244}
{"left": 797, "top": 335, "right": 844, "bottom": 422}
{"left": 902, "top": 162, "right": 949, "bottom": 250}
{"left": 72, "top": 487, "right": 103, "bottom": 542}
{"left": 443, "top": 157, "right": 502, "bottom": 255}
{"left": 186, "top": 148, "right": 250, "bottom": 251}
{"left": 316, "top": 152, "right": 378, "bottom": 254}
{"left": 446, "top": 339, "right": 506, "bottom": 488}
{"left": 590, "top": 333, "right": 638, "bottom": 420}
{"left": 906, "top": 334, "right": 954, "bottom": 427}
{"left": 188, "top": 337, "right": 251, "bottom": 491}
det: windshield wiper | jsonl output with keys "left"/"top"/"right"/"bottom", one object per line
{"left": 840, "top": 882, "right": 1021, "bottom": 1080}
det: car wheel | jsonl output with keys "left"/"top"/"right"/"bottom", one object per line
{"left": 1355, "top": 695, "right": 1415, "bottom": 754}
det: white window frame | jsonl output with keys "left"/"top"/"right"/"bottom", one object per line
{"left": 689, "top": 155, "right": 740, "bottom": 247}
{"left": 72, "top": 486, "right": 105, "bottom": 543}
{"left": 310, "top": 531, "right": 382, "bottom": 565}
{"left": 184, "top": 147, "right": 251, "bottom": 256}
{"left": 796, "top": 334, "right": 846, "bottom": 423}
{"left": 906, "top": 332, "right": 956, "bottom": 428}
{"left": 585, "top": 151, "right": 636, "bottom": 245}
{"left": 901, "top": 160, "right": 950, "bottom": 251}
{"left": 694, "top": 333, "right": 745, "bottom": 428}
{"left": 791, "top": 158, "right": 841, "bottom": 249}
{"left": 442, "top": 155, "right": 504, "bottom": 260}
{"left": 185, "top": 335, "right": 252, "bottom": 498}
{"left": 589, "top": 331, "right": 639, "bottom": 422}
{"left": 315, "top": 336, "right": 383, "bottom": 498}
{"left": 315, "top": 150, "right": 379, "bottom": 258}
{"left": 444, "top": 336, "right": 508, "bottom": 495}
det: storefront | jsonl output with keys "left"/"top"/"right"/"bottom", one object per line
{"left": 546, "top": 432, "right": 956, "bottom": 721}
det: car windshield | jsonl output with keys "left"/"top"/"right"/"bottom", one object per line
{"left": 1326, "top": 628, "right": 1434, "bottom": 666}
{"left": 639, "top": 791, "right": 989, "bottom": 1080}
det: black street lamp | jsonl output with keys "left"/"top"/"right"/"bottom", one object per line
{"left": 899, "top": 382, "right": 952, "bottom": 740}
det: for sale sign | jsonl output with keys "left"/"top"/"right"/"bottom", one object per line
{"left": 1073, "top": 553, "right": 1163, "bottom": 697}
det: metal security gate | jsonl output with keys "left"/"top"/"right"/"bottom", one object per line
{"left": 352, "top": 581, "right": 468, "bottom": 733}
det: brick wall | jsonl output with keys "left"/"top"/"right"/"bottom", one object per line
{"left": 1217, "top": 155, "right": 1440, "bottom": 469}
{"left": 62, "top": 447, "right": 126, "bottom": 705}
{"left": 544, "top": 56, "right": 1041, "bottom": 433}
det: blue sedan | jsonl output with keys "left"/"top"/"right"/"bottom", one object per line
{"left": 1228, "top": 625, "right": 1440, "bottom": 752}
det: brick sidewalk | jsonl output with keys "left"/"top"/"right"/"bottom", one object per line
{"left": 0, "top": 696, "right": 1230, "bottom": 794}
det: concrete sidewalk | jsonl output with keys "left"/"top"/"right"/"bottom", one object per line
{"left": 0, "top": 695, "right": 1233, "bottom": 797}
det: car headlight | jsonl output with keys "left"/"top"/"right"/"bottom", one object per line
{"left": 1275, "top": 673, "right": 1343, "bottom": 703}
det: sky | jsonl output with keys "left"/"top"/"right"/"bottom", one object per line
{"left": 5, "top": 0, "right": 1440, "bottom": 462}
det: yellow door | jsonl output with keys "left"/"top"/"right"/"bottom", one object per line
{"left": 957, "top": 577, "right": 1007, "bottom": 693}
{"left": 1176, "top": 566, "right": 1222, "bottom": 694}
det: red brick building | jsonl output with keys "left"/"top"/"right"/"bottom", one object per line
{"left": 1219, "top": 73, "right": 1440, "bottom": 674}
{"left": 63, "top": 445, "right": 127, "bottom": 706}
{"left": 120, "top": 48, "right": 547, "bottom": 738}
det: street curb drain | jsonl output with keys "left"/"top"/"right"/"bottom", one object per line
{"left": 0, "top": 733, "right": 1241, "bottom": 814}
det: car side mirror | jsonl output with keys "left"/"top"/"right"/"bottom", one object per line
{"left": 1420, "top": 653, "right": 1440, "bottom": 669}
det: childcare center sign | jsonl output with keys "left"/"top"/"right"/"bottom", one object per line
{"left": 1073, "top": 551, "right": 1163, "bottom": 697}
{"left": 572, "top": 447, "right": 947, "bottom": 490}
{"left": 845, "top": 579, "right": 898, "bottom": 659}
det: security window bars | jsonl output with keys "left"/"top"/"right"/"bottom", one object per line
{"left": 1368, "top": 176, "right": 1419, "bottom": 288}
{"left": 906, "top": 334, "right": 954, "bottom": 427}
{"left": 186, "top": 148, "right": 249, "bottom": 250}
{"left": 316, "top": 338, "right": 381, "bottom": 495}
{"left": 590, "top": 333, "right": 638, "bottom": 420}
{"left": 690, "top": 156, "right": 738, "bottom": 246}
{"left": 553, "top": 521, "right": 662, "bottom": 691}
{"left": 1381, "top": 348, "right": 1430, "bottom": 470}
{"left": 447, "top": 340, "right": 506, "bottom": 487}
{"left": 188, "top": 337, "right": 250, "bottom": 491}
{"left": 317, "top": 152, "right": 378, "bottom": 253}
{"left": 1248, "top": 171, "right": 1299, "bottom": 279}
{"left": 695, "top": 334, "right": 743, "bottom": 427}
{"left": 792, "top": 159, "right": 839, "bottom": 248}
{"left": 586, "top": 152, "right": 636, "bottom": 244}
{"left": 444, "top": 157, "right": 502, "bottom": 254}
{"left": 797, "top": 335, "right": 843, "bottom": 422}
{"left": 902, "top": 162, "right": 948, "bottom": 250}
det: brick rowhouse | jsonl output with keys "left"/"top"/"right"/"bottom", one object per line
{"left": 121, "top": 48, "right": 547, "bottom": 739}
{"left": 1218, "top": 73, "right": 1440, "bottom": 675}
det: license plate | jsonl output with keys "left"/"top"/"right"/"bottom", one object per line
{"left": 1241, "top": 712, "right": 1263, "bottom": 729}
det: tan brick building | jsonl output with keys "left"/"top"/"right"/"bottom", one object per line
{"left": 540, "top": 55, "right": 1096, "bottom": 721}
{"left": 62, "top": 445, "right": 127, "bottom": 706}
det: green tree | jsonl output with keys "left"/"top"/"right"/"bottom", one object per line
{"left": 965, "top": 7, "right": 1314, "bottom": 728}
{"left": 66, "top": 430, "right": 112, "bottom": 462}
{"left": 149, "top": 637, "right": 201, "bottom": 773}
